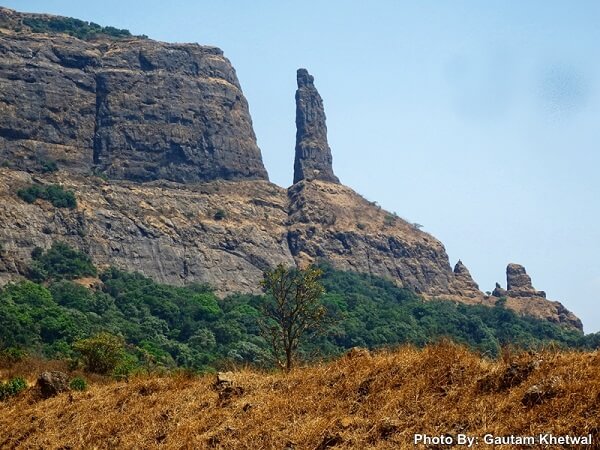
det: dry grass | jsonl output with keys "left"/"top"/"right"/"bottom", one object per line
{"left": 1, "top": 343, "right": 599, "bottom": 449}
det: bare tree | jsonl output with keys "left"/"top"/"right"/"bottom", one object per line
{"left": 259, "top": 264, "right": 326, "bottom": 372}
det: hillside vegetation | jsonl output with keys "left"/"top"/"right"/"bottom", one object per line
{"left": 1, "top": 243, "right": 598, "bottom": 376}
{"left": 0, "top": 343, "right": 598, "bottom": 449}
{"left": 20, "top": 16, "right": 145, "bottom": 40}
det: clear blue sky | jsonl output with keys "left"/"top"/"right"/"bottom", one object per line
{"left": 5, "top": 1, "right": 600, "bottom": 332}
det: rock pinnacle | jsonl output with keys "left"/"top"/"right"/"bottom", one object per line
{"left": 293, "top": 68, "right": 340, "bottom": 184}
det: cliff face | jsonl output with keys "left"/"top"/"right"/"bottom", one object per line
{"left": 287, "top": 180, "right": 456, "bottom": 296}
{"left": 0, "top": 169, "right": 456, "bottom": 298}
{"left": 0, "top": 7, "right": 268, "bottom": 182}
{"left": 0, "top": 169, "right": 292, "bottom": 294}
{"left": 0, "top": 8, "right": 583, "bottom": 330}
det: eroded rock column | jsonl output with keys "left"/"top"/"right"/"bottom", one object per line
{"left": 293, "top": 68, "right": 339, "bottom": 184}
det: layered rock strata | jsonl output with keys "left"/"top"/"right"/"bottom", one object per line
{"left": 0, "top": 7, "right": 268, "bottom": 183}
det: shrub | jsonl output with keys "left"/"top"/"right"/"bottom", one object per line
{"left": 28, "top": 242, "right": 96, "bottom": 281}
{"left": 0, "top": 347, "right": 26, "bottom": 364}
{"left": 112, "top": 352, "right": 140, "bottom": 380}
{"left": 383, "top": 214, "right": 396, "bottom": 226}
{"left": 0, "top": 377, "right": 27, "bottom": 401}
{"left": 22, "top": 16, "right": 139, "bottom": 40}
{"left": 45, "top": 185, "right": 77, "bottom": 208}
{"left": 17, "top": 184, "right": 76, "bottom": 209}
{"left": 214, "top": 209, "right": 226, "bottom": 221}
{"left": 91, "top": 168, "right": 109, "bottom": 181}
{"left": 69, "top": 376, "right": 88, "bottom": 391}
{"left": 73, "top": 333, "right": 126, "bottom": 375}
{"left": 17, "top": 184, "right": 43, "bottom": 204}
{"left": 38, "top": 158, "right": 58, "bottom": 173}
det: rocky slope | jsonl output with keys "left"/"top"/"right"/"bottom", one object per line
{"left": 0, "top": 7, "right": 583, "bottom": 330}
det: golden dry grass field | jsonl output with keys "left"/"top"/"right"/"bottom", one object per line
{"left": 1, "top": 343, "right": 599, "bottom": 449}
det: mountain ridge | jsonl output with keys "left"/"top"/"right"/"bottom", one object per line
{"left": 0, "top": 7, "right": 583, "bottom": 330}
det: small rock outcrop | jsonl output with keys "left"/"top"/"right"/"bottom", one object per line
{"left": 214, "top": 371, "right": 243, "bottom": 405}
{"left": 491, "top": 264, "right": 582, "bottom": 330}
{"left": 452, "top": 260, "right": 480, "bottom": 297}
{"left": 293, "top": 69, "right": 339, "bottom": 184}
{"left": 492, "top": 282, "right": 508, "bottom": 298}
{"left": 506, "top": 263, "right": 546, "bottom": 298}
{"left": 37, "top": 371, "right": 69, "bottom": 398}
{"left": 521, "top": 376, "right": 562, "bottom": 407}
{"left": 493, "top": 264, "right": 545, "bottom": 298}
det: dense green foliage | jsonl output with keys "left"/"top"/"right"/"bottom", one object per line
{"left": 0, "top": 377, "right": 27, "bottom": 401}
{"left": 28, "top": 242, "right": 96, "bottom": 282}
{"left": 17, "top": 184, "right": 76, "bottom": 209}
{"left": 22, "top": 16, "right": 143, "bottom": 40}
{"left": 315, "top": 265, "right": 589, "bottom": 357}
{"left": 38, "top": 158, "right": 58, "bottom": 173}
{"left": 0, "top": 244, "right": 597, "bottom": 373}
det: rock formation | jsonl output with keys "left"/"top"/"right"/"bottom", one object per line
{"left": 0, "top": 7, "right": 268, "bottom": 183}
{"left": 293, "top": 69, "right": 339, "bottom": 184}
{"left": 0, "top": 7, "right": 583, "bottom": 330}
{"left": 493, "top": 264, "right": 546, "bottom": 299}
{"left": 452, "top": 260, "right": 480, "bottom": 297}
{"left": 286, "top": 180, "right": 458, "bottom": 296}
{"left": 506, "top": 263, "right": 546, "bottom": 298}
{"left": 36, "top": 371, "right": 69, "bottom": 398}
{"left": 492, "top": 264, "right": 581, "bottom": 330}
{"left": 492, "top": 282, "right": 508, "bottom": 298}
{"left": 0, "top": 169, "right": 293, "bottom": 294}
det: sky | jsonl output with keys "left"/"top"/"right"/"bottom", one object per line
{"left": 5, "top": 1, "right": 600, "bottom": 332}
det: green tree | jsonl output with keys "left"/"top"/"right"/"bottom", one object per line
{"left": 260, "top": 264, "right": 327, "bottom": 371}
{"left": 73, "top": 332, "right": 126, "bottom": 374}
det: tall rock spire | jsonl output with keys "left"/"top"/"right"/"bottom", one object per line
{"left": 293, "top": 68, "right": 340, "bottom": 184}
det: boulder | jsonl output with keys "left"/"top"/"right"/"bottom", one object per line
{"left": 492, "top": 282, "right": 508, "bottom": 298}
{"left": 37, "top": 371, "right": 69, "bottom": 398}
{"left": 521, "top": 376, "right": 562, "bottom": 407}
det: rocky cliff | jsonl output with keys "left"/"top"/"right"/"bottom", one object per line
{"left": 0, "top": 7, "right": 268, "bottom": 182}
{"left": 0, "top": 7, "right": 583, "bottom": 330}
